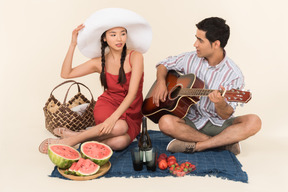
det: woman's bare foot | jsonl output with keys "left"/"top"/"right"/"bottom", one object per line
{"left": 38, "top": 137, "right": 76, "bottom": 154}
{"left": 39, "top": 138, "right": 61, "bottom": 154}
{"left": 53, "top": 128, "right": 82, "bottom": 138}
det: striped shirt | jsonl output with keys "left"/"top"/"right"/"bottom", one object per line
{"left": 156, "top": 51, "right": 244, "bottom": 129}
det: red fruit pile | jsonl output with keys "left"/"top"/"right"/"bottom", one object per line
{"left": 157, "top": 153, "right": 196, "bottom": 177}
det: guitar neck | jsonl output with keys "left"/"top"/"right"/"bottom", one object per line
{"left": 179, "top": 88, "right": 222, "bottom": 97}
{"left": 179, "top": 88, "right": 251, "bottom": 103}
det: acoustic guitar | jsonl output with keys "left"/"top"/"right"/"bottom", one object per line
{"left": 141, "top": 70, "right": 251, "bottom": 123}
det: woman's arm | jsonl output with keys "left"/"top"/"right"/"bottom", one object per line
{"left": 61, "top": 24, "right": 101, "bottom": 79}
{"left": 99, "top": 51, "right": 144, "bottom": 134}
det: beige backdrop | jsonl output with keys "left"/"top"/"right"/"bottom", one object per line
{"left": 0, "top": 0, "right": 287, "bottom": 191}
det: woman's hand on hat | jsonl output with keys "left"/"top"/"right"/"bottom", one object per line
{"left": 71, "top": 24, "right": 85, "bottom": 46}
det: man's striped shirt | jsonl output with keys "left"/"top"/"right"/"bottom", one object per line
{"left": 156, "top": 51, "right": 244, "bottom": 129}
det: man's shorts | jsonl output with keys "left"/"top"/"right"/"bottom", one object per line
{"left": 184, "top": 117, "right": 236, "bottom": 136}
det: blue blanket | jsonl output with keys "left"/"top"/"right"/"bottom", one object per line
{"left": 50, "top": 130, "right": 248, "bottom": 183}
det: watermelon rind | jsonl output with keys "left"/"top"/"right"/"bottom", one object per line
{"left": 48, "top": 144, "right": 81, "bottom": 169}
{"left": 80, "top": 141, "right": 113, "bottom": 166}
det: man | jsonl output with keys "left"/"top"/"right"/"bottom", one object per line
{"left": 152, "top": 17, "right": 261, "bottom": 155}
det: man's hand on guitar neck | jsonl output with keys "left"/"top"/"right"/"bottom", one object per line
{"left": 208, "top": 86, "right": 226, "bottom": 104}
{"left": 208, "top": 86, "right": 234, "bottom": 119}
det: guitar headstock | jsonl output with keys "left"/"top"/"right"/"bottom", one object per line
{"left": 224, "top": 89, "right": 251, "bottom": 103}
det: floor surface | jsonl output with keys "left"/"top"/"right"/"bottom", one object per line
{"left": 1, "top": 121, "right": 287, "bottom": 192}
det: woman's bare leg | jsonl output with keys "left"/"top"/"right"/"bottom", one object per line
{"left": 39, "top": 119, "right": 130, "bottom": 153}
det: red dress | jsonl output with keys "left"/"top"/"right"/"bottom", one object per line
{"left": 93, "top": 53, "right": 143, "bottom": 143}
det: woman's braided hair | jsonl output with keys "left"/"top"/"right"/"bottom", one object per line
{"left": 100, "top": 32, "right": 127, "bottom": 90}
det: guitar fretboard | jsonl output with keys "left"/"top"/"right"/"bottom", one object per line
{"left": 179, "top": 88, "right": 223, "bottom": 96}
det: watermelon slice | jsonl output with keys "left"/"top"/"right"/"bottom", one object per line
{"left": 48, "top": 144, "right": 81, "bottom": 169}
{"left": 81, "top": 141, "right": 113, "bottom": 166}
{"left": 65, "top": 162, "right": 77, "bottom": 175}
{"left": 77, "top": 158, "right": 100, "bottom": 176}
{"left": 66, "top": 158, "right": 100, "bottom": 176}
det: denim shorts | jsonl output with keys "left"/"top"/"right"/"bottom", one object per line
{"left": 184, "top": 117, "right": 236, "bottom": 136}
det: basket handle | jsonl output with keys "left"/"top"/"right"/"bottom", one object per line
{"left": 50, "top": 80, "right": 80, "bottom": 96}
{"left": 63, "top": 82, "right": 95, "bottom": 104}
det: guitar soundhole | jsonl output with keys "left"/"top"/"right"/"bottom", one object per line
{"left": 170, "top": 86, "right": 182, "bottom": 100}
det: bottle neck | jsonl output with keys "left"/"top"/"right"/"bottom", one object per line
{"left": 142, "top": 116, "right": 147, "bottom": 133}
{"left": 138, "top": 116, "right": 152, "bottom": 151}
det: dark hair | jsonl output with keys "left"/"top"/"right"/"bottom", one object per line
{"left": 196, "top": 17, "right": 230, "bottom": 48}
{"left": 100, "top": 32, "right": 127, "bottom": 90}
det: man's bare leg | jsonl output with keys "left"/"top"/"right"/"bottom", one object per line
{"left": 158, "top": 115, "right": 211, "bottom": 142}
{"left": 195, "top": 114, "right": 261, "bottom": 151}
{"left": 159, "top": 114, "right": 261, "bottom": 152}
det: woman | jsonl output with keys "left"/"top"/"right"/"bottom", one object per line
{"left": 39, "top": 8, "right": 152, "bottom": 153}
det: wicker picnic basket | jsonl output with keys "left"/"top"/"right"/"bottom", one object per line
{"left": 43, "top": 80, "right": 96, "bottom": 136}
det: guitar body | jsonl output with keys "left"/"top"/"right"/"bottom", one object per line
{"left": 142, "top": 70, "right": 205, "bottom": 123}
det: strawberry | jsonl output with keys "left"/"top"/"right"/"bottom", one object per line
{"left": 157, "top": 153, "right": 167, "bottom": 163}
{"left": 159, "top": 153, "right": 167, "bottom": 159}
{"left": 183, "top": 168, "right": 189, "bottom": 173}
{"left": 157, "top": 157, "right": 165, "bottom": 163}
{"left": 170, "top": 163, "right": 178, "bottom": 169}
{"left": 167, "top": 159, "right": 177, "bottom": 167}
{"left": 189, "top": 164, "right": 196, "bottom": 171}
{"left": 172, "top": 168, "right": 181, "bottom": 176}
{"left": 158, "top": 159, "right": 168, "bottom": 170}
{"left": 180, "top": 162, "right": 186, "bottom": 169}
{"left": 169, "top": 166, "right": 175, "bottom": 174}
{"left": 185, "top": 162, "right": 192, "bottom": 167}
{"left": 175, "top": 166, "right": 182, "bottom": 172}
{"left": 167, "top": 155, "right": 176, "bottom": 162}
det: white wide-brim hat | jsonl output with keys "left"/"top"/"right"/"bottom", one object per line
{"left": 77, "top": 8, "right": 152, "bottom": 58}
